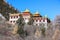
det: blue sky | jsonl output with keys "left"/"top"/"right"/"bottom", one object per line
{"left": 5, "top": 0, "right": 60, "bottom": 20}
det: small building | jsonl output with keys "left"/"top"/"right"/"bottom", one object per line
{"left": 33, "top": 12, "right": 50, "bottom": 28}
{"left": 9, "top": 13, "right": 20, "bottom": 25}
{"left": 22, "top": 9, "right": 32, "bottom": 24}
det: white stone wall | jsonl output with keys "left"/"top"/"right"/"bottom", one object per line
{"left": 33, "top": 19, "right": 47, "bottom": 28}
{"left": 23, "top": 15, "right": 30, "bottom": 24}
{"left": 9, "top": 16, "right": 20, "bottom": 25}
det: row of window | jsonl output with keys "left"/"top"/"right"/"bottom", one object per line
{"left": 10, "top": 20, "right": 46, "bottom": 23}
{"left": 35, "top": 20, "right": 46, "bottom": 22}
{"left": 10, "top": 21, "right": 16, "bottom": 23}
{"left": 10, "top": 16, "right": 19, "bottom": 19}
{"left": 34, "top": 23, "right": 45, "bottom": 26}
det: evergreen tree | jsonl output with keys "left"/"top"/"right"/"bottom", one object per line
{"left": 0, "top": 0, "right": 19, "bottom": 20}
{"left": 16, "top": 15, "right": 27, "bottom": 38}
{"left": 28, "top": 16, "right": 34, "bottom": 25}
{"left": 40, "top": 23, "right": 46, "bottom": 36}
{"left": 41, "top": 27, "right": 45, "bottom": 36}
{"left": 16, "top": 15, "right": 24, "bottom": 27}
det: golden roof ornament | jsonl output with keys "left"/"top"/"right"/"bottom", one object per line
{"left": 33, "top": 11, "right": 40, "bottom": 17}
{"left": 24, "top": 9, "right": 30, "bottom": 12}
{"left": 35, "top": 11, "right": 39, "bottom": 14}
{"left": 45, "top": 15, "right": 48, "bottom": 18}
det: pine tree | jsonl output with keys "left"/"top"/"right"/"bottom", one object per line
{"left": 40, "top": 23, "right": 46, "bottom": 36}
{"left": 41, "top": 27, "right": 45, "bottom": 36}
{"left": 28, "top": 16, "right": 34, "bottom": 25}
{"left": 16, "top": 15, "right": 27, "bottom": 38}
{"left": 0, "top": 0, "right": 19, "bottom": 20}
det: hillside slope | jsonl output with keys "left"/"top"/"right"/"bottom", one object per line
{"left": 0, "top": 0, "right": 19, "bottom": 20}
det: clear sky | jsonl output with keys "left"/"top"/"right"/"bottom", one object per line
{"left": 5, "top": 0, "right": 60, "bottom": 20}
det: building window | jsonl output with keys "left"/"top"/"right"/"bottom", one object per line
{"left": 43, "top": 20, "right": 45, "bottom": 22}
{"left": 14, "top": 16, "right": 15, "bottom": 18}
{"left": 11, "top": 16, "right": 13, "bottom": 19}
{"left": 36, "top": 24, "right": 38, "bottom": 26}
{"left": 13, "top": 21, "right": 15, "bottom": 23}
{"left": 10, "top": 21, "right": 12, "bottom": 23}
{"left": 16, "top": 16, "right": 18, "bottom": 18}
{"left": 39, "top": 20, "right": 41, "bottom": 22}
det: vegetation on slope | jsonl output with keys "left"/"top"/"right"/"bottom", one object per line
{"left": 0, "top": 0, "right": 19, "bottom": 20}
{"left": 16, "top": 15, "right": 27, "bottom": 38}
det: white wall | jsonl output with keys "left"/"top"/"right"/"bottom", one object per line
{"left": 33, "top": 19, "right": 47, "bottom": 28}
{"left": 23, "top": 15, "right": 30, "bottom": 24}
{"left": 9, "top": 16, "right": 20, "bottom": 25}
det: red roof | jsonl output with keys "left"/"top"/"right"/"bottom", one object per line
{"left": 33, "top": 17, "right": 47, "bottom": 20}
{"left": 22, "top": 12, "right": 31, "bottom": 16}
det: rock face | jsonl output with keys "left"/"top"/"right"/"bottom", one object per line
{"left": 52, "top": 15, "right": 60, "bottom": 40}
{"left": 0, "top": 15, "right": 22, "bottom": 40}
{"left": 35, "top": 28, "right": 41, "bottom": 38}
{"left": 54, "top": 15, "right": 60, "bottom": 29}
{"left": 12, "top": 25, "right": 18, "bottom": 35}
{"left": 0, "top": 17, "right": 21, "bottom": 40}
{"left": 52, "top": 29, "right": 60, "bottom": 40}
{"left": 0, "top": 34, "right": 23, "bottom": 40}
{"left": 0, "top": 14, "right": 13, "bottom": 35}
